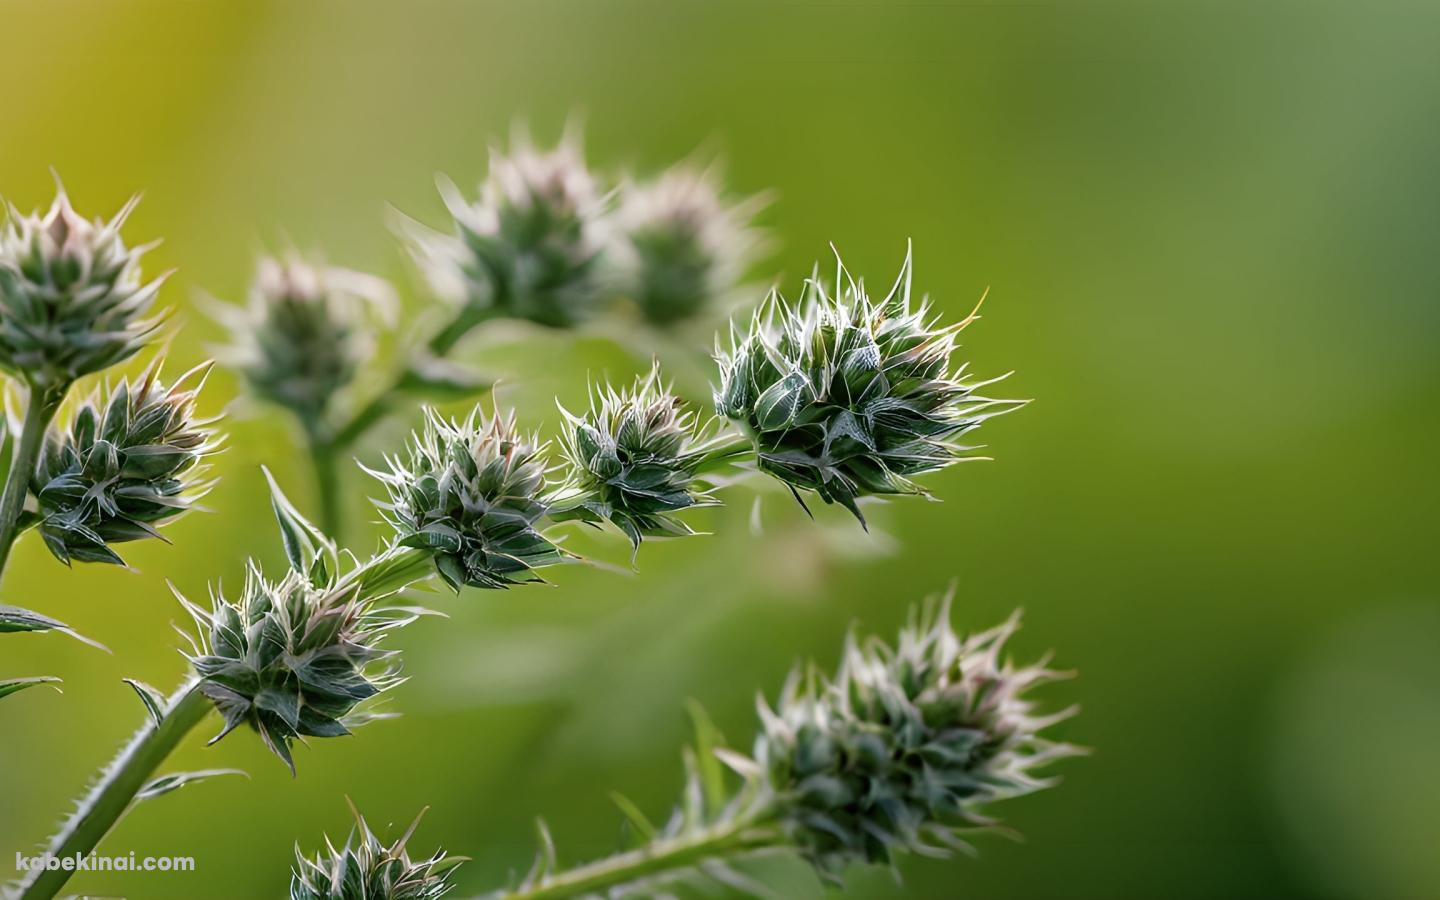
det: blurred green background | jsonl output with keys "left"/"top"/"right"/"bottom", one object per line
{"left": 2, "top": 1, "right": 1437, "bottom": 897}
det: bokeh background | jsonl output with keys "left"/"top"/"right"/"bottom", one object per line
{"left": 2, "top": 1, "right": 1437, "bottom": 898}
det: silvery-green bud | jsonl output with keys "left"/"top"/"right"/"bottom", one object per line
{"left": 369, "top": 408, "right": 565, "bottom": 591}
{"left": 178, "top": 474, "right": 420, "bottom": 772}
{"left": 216, "top": 255, "right": 395, "bottom": 427}
{"left": 615, "top": 166, "right": 764, "bottom": 326}
{"left": 751, "top": 598, "right": 1081, "bottom": 873}
{"left": 554, "top": 364, "right": 714, "bottom": 549}
{"left": 31, "top": 360, "right": 219, "bottom": 565}
{"left": 715, "top": 247, "right": 1022, "bottom": 523}
{"left": 0, "top": 184, "right": 164, "bottom": 390}
{"left": 290, "top": 804, "right": 462, "bottom": 900}
{"left": 415, "top": 131, "right": 608, "bottom": 329}
{"left": 180, "top": 561, "right": 409, "bottom": 773}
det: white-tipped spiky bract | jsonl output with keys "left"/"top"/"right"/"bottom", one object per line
{"left": 413, "top": 129, "right": 608, "bottom": 329}
{"left": 751, "top": 595, "right": 1083, "bottom": 874}
{"left": 31, "top": 359, "right": 221, "bottom": 566}
{"left": 290, "top": 804, "right": 464, "bottom": 900}
{"left": 176, "top": 473, "right": 430, "bottom": 773}
{"left": 614, "top": 165, "right": 766, "bottom": 326}
{"left": 715, "top": 246, "right": 1023, "bottom": 524}
{"left": 370, "top": 407, "right": 566, "bottom": 591}
{"left": 0, "top": 184, "right": 164, "bottom": 391}
{"left": 553, "top": 363, "right": 718, "bottom": 550}
{"left": 217, "top": 254, "right": 397, "bottom": 429}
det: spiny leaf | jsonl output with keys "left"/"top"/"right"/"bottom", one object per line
{"left": 609, "top": 791, "right": 658, "bottom": 843}
{"left": 686, "top": 698, "right": 728, "bottom": 818}
{"left": 123, "top": 678, "right": 168, "bottom": 727}
{"left": 0, "top": 676, "right": 62, "bottom": 701}
{"left": 136, "top": 768, "right": 248, "bottom": 801}
{"left": 0, "top": 604, "right": 109, "bottom": 651}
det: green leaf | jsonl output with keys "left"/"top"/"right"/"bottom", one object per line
{"left": 686, "top": 699, "right": 728, "bottom": 817}
{"left": 0, "top": 676, "right": 62, "bottom": 701}
{"left": 123, "top": 678, "right": 168, "bottom": 727}
{"left": 262, "top": 466, "right": 336, "bottom": 578}
{"left": 136, "top": 768, "right": 248, "bottom": 801}
{"left": 0, "top": 604, "right": 108, "bottom": 651}
{"left": 609, "top": 791, "right": 658, "bottom": 843}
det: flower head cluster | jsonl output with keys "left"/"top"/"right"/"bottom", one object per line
{"left": 290, "top": 804, "right": 463, "bottom": 900}
{"left": 217, "top": 255, "right": 395, "bottom": 427}
{"left": 750, "top": 597, "right": 1081, "bottom": 873}
{"left": 179, "top": 562, "right": 412, "bottom": 773}
{"left": 615, "top": 166, "right": 764, "bottom": 326}
{"left": 0, "top": 185, "right": 164, "bottom": 390}
{"left": 715, "top": 248, "right": 1021, "bottom": 523}
{"left": 418, "top": 131, "right": 607, "bottom": 328}
{"left": 371, "top": 408, "right": 564, "bottom": 591}
{"left": 31, "top": 361, "right": 219, "bottom": 565}
{"left": 178, "top": 476, "right": 421, "bottom": 772}
{"left": 555, "top": 364, "right": 715, "bottom": 550}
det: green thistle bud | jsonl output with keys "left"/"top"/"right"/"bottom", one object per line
{"left": 715, "top": 246, "right": 1022, "bottom": 523}
{"left": 216, "top": 255, "right": 396, "bottom": 427}
{"left": 369, "top": 407, "right": 565, "bottom": 591}
{"left": 290, "top": 803, "right": 463, "bottom": 900}
{"left": 31, "top": 360, "right": 220, "bottom": 566}
{"left": 554, "top": 364, "right": 715, "bottom": 550}
{"left": 416, "top": 130, "right": 607, "bottom": 329}
{"left": 0, "top": 183, "right": 164, "bottom": 390}
{"left": 177, "top": 474, "right": 421, "bottom": 772}
{"left": 615, "top": 166, "right": 765, "bottom": 326}
{"left": 178, "top": 560, "right": 412, "bottom": 773}
{"left": 752, "top": 597, "right": 1081, "bottom": 873}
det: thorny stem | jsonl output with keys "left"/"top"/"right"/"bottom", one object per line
{"left": 480, "top": 817, "right": 784, "bottom": 900}
{"left": 0, "top": 382, "right": 64, "bottom": 581}
{"left": 15, "top": 681, "right": 212, "bottom": 900}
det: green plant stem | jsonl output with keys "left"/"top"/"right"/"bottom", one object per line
{"left": 306, "top": 432, "right": 342, "bottom": 539}
{"left": 16, "top": 681, "right": 212, "bottom": 900}
{"left": 330, "top": 304, "right": 501, "bottom": 455}
{"left": 0, "top": 383, "right": 62, "bottom": 580}
{"left": 482, "top": 819, "right": 783, "bottom": 900}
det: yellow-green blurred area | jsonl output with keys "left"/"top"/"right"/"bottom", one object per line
{"left": 2, "top": 1, "right": 1438, "bottom": 897}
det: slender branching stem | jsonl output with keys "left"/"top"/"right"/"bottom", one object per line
{"left": 305, "top": 430, "right": 342, "bottom": 539}
{"left": 332, "top": 304, "right": 502, "bottom": 452}
{"left": 482, "top": 818, "right": 784, "bottom": 900}
{"left": 0, "top": 382, "right": 64, "bottom": 580}
{"left": 16, "top": 680, "right": 212, "bottom": 900}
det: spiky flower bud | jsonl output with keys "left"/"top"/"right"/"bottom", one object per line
{"left": 0, "top": 185, "right": 163, "bottom": 390}
{"left": 370, "top": 408, "right": 564, "bottom": 591}
{"left": 31, "top": 361, "right": 219, "bottom": 565}
{"left": 715, "top": 248, "right": 1021, "bottom": 523}
{"left": 554, "top": 364, "right": 715, "bottom": 549}
{"left": 417, "top": 131, "right": 607, "bottom": 329}
{"left": 615, "top": 166, "right": 764, "bottom": 326}
{"left": 752, "top": 598, "right": 1081, "bottom": 873}
{"left": 290, "top": 804, "right": 463, "bottom": 900}
{"left": 217, "top": 255, "right": 395, "bottom": 427}
{"left": 178, "top": 560, "right": 411, "bottom": 773}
